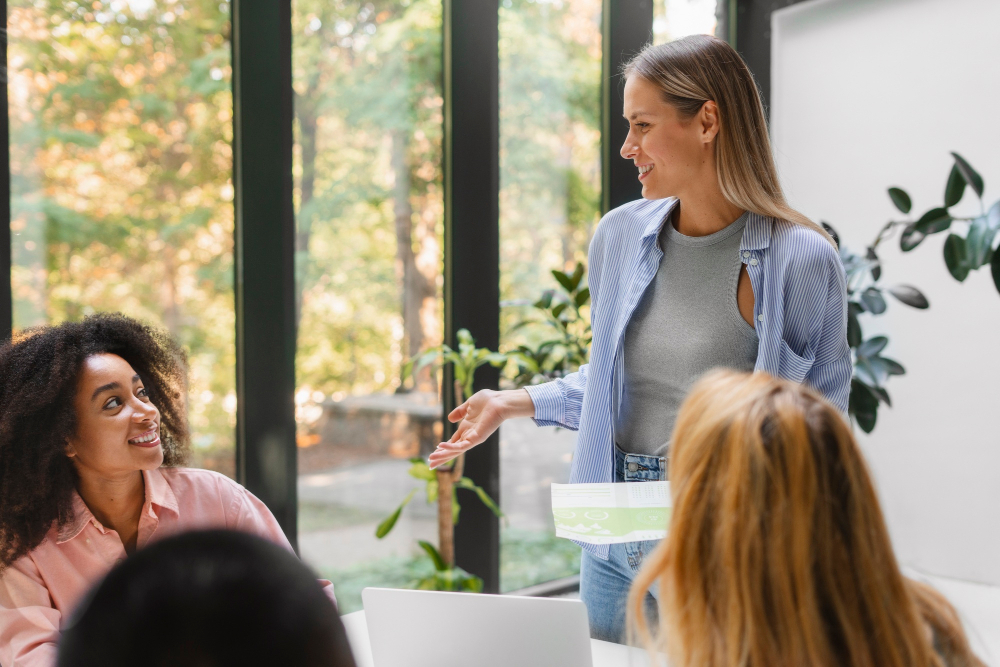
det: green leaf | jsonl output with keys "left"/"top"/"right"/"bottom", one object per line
{"left": 951, "top": 152, "right": 984, "bottom": 198}
{"left": 570, "top": 262, "right": 585, "bottom": 291}
{"left": 914, "top": 207, "right": 951, "bottom": 235}
{"left": 900, "top": 223, "right": 926, "bottom": 252}
{"left": 888, "top": 187, "right": 912, "bottom": 214}
{"left": 456, "top": 477, "right": 505, "bottom": 519}
{"left": 872, "top": 385, "right": 892, "bottom": 407}
{"left": 534, "top": 290, "right": 555, "bottom": 310}
{"left": 375, "top": 489, "right": 416, "bottom": 539}
{"left": 849, "top": 379, "right": 879, "bottom": 433}
{"left": 821, "top": 222, "right": 840, "bottom": 247}
{"left": 552, "top": 270, "right": 575, "bottom": 293}
{"left": 866, "top": 247, "right": 881, "bottom": 281}
{"left": 887, "top": 285, "right": 929, "bottom": 309}
{"left": 551, "top": 303, "right": 568, "bottom": 319}
{"left": 992, "top": 246, "right": 1000, "bottom": 296}
{"left": 847, "top": 302, "right": 863, "bottom": 348}
{"left": 854, "top": 359, "right": 880, "bottom": 387}
{"left": 408, "top": 459, "right": 436, "bottom": 481}
{"left": 966, "top": 215, "right": 997, "bottom": 268}
{"left": 880, "top": 356, "right": 905, "bottom": 376}
{"left": 857, "top": 335, "right": 888, "bottom": 359}
{"left": 574, "top": 287, "right": 590, "bottom": 308}
{"left": 859, "top": 288, "right": 887, "bottom": 315}
{"left": 944, "top": 164, "right": 966, "bottom": 208}
{"left": 943, "top": 234, "right": 970, "bottom": 282}
{"left": 417, "top": 540, "right": 448, "bottom": 571}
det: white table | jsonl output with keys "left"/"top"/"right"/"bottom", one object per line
{"left": 341, "top": 609, "right": 655, "bottom": 667}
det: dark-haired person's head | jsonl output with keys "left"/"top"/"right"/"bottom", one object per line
{"left": 58, "top": 529, "right": 356, "bottom": 667}
{"left": 0, "top": 313, "right": 189, "bottom": 569}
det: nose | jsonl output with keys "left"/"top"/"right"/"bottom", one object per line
{"left": 132, "top": 398, "right": 159, "bottom": 423}
{"left": 620, "top": 131, "right": 638, "bottom": 160}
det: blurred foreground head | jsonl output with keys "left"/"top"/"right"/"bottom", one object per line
{"left": 631, "top": 370, "right": 982, "bottom": 667}
{"left": 58, "top": 530, "right": 356, "bottom": 667}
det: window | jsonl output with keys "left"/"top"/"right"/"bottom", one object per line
{"left": 8, "top": 0, "right": 236, "bottom": 475}
{"left": 498, "top": 0, "right": 602, "bottom": 592}
{"left": 291, "top": 0, "right": 445, "bottom": 613}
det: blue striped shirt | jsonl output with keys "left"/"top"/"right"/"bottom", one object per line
{"left": 524, "top": 197, "right": 852, "bottom": 559}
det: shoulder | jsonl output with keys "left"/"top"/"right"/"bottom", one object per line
{"left": 593, "top": 197, "right": 675, "bottom": 246}
{"left": 768, "top": 220, "right": 844, "bottom": 281}
{"left": 158, "top": 467, "right": 246, "bottom": 505}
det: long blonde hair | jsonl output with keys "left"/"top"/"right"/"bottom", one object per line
{"left": 629, "top": 370, "right": 983, "bottom": 667}
{"left": 624, "top": 35, "right": 834, "bottom": 246}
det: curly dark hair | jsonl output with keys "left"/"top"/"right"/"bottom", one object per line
{"left": 0, "top": 313, "right": 190, "bottom": 569}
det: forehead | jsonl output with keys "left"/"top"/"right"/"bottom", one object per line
{"left": 622, "top": 76, "right": 668, "bottom": 116}
{"left": 78, "top": 353, "right": 137, "bottom": 385}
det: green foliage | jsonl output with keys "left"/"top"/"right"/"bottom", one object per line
{"left": 413, "top": 541, "right": 484, "bottom": 592}
{"left": 507, "top": 262, "right": 592, "bottom": 387}
{"left": 403, "top": 329, "right": 509, "bottom": 400}
{"left": 832, "top": 151, "right": 1000, "bottom": 433}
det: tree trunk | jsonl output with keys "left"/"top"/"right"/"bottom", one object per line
{"left": 294, "top": 84, "right": 320, "bottom": 329}
{"left": 391, "top": 129, "right": 438, "bottom": 392}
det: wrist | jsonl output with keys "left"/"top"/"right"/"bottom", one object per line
{"left": 502, "top": 388, "right": 535, "bottom": 420}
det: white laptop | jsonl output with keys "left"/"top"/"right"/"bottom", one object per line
{"left": 362, "top": 587, "right": 594, "bottom": 667}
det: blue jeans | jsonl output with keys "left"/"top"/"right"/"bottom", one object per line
{"left": 579, "top": 444, "right": 666, "bottom": 643}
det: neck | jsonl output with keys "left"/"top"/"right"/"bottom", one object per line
{"left": 76, "top": 469, "right": 145, "bottom": 536}
{"left": 672, "top": 178, "right": 745, "bottom": 237}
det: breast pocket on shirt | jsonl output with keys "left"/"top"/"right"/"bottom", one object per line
{"left": 779, "top": 338, "right": 815, "bottom": 384}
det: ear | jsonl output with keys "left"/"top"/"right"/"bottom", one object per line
{"left": 699, "top": 100, "right": 721, "bottom": 144}
{"left": 65, "top": 439, "right": 77, "bottom": 459}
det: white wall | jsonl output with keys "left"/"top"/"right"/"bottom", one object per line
{"left": 771, "top": 0, "right": 1000, "bottom": 586}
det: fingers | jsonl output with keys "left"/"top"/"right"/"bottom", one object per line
{"left": 447, "top": 403, "right": 468, "bottom": 423}
{"left": 428, "top": 441, "right": 470, "bottom": 469}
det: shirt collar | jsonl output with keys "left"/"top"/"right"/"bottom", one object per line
{"left": 739, "top": 211, "right": 773, "bottom": 252}
{"left": 639, "top": 200, "right": 773, "bottom": 252}
{"left": 640, "top": 197, "right": 680, "bottom": 240}
{"left": 56, "top": 467, "right": 179, "bottom": 545}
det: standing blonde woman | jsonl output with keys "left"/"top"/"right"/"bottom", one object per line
{"left": 428, "top": 34, "right": 851, "bottom": 640}
{"left": 630, "top": 370, "right": 984, "bottom": 667}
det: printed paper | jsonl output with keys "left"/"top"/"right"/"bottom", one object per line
{"left": 550, "top": 482, "right": 671, "bottom": 545}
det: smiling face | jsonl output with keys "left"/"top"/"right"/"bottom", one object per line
{"left": 66, "top": 353, "right": 164, "bottom": 479}
{"left": 620, "top": 75, "right": 718, "bottom": 201}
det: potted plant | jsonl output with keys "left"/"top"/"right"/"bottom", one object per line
{"left": 375, "top": 328, "right": 507, "bottom": 591}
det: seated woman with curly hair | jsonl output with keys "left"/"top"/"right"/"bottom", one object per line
{"left": 0, "top": 314, "right": 335, "bottom": 667}
{"left": 629, "top": 370, "right": 984, "bottom": 667}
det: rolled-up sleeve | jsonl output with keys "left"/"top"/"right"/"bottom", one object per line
{"left": 524, "top": 365, "right": 590, "bottom": 430}
{"left": 228, "top": 485, "right": 338, "bottom": 608}
{"left": 0, "top": 556, "right": 61, "bottom": 667}
{"left": 806, "top": 246, "right": 852, "bottom": 413}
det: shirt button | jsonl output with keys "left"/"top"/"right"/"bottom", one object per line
{"left": 750, "top": 258, "right": 759, "bottom": 266}
{"left": 627, "top": 462, "right": 638, "bottom": 472}
{"left": 742, "top": 251, "right": 750, "bottom": 259}
{"left": 758, "top": 313, "right": 765, "bottom": 322}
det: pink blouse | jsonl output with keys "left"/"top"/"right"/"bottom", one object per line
{"left": 0, "top": 467, "right": 335, "bottom": 667}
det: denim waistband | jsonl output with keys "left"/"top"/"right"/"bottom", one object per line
{"left": 614, "top": 443, "right": 667, "bottom": 482}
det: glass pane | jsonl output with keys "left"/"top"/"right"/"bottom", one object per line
{"left": 498, "top": 0, "right": 602, "bottom": 592}
{"left": 8, "top": 0, "right": 236, "bottom": 476}
{"left": 653, "top": 0, "right": 718, "bottom": 44}
{"left": 292, "top": 0, "right": 444, "bottom": 613}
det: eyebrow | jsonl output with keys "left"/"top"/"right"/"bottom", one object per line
{"left": 624, "top": 110, "right": 654, "bottom": 120}
{"left": 90, "top": 374, "right": 141, "bottom": 402}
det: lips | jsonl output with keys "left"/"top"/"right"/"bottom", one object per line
{"left": 637, "top": 164, "right": 653, "bottom": 180}
{"left": 128, "top": 427, "right": 161, "bottom": 448}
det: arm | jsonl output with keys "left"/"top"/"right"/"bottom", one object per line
{"left": 806, "top": 247, "right": 852, "bottom": 413}
{"left": 230, "top": 487, "right": 338, "bottom": 608}
{"left": 0, "top": 557, "right": 61, "bottom": 667}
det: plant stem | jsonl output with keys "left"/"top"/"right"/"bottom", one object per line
{"left": 435, "top": 379, "right": 467, "bottom": 568}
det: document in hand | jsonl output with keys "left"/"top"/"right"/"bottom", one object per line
{"left": 550, "top": 482, "right": 671, "bottom": 545}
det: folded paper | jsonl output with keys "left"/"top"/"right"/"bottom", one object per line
{"left": 550, "top": 482, "right": 671, "bottom": 545}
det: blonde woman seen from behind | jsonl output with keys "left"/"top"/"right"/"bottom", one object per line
{"left": 629, "top": 370, "right": 983, "bottom": 667}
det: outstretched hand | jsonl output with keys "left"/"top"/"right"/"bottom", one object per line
{"left": 428, "top": 389, "right": 534, "bottom": 469}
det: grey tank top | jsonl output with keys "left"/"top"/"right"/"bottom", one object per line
{"left": 615, "top": 211, "right": 758, "bottom": 457}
